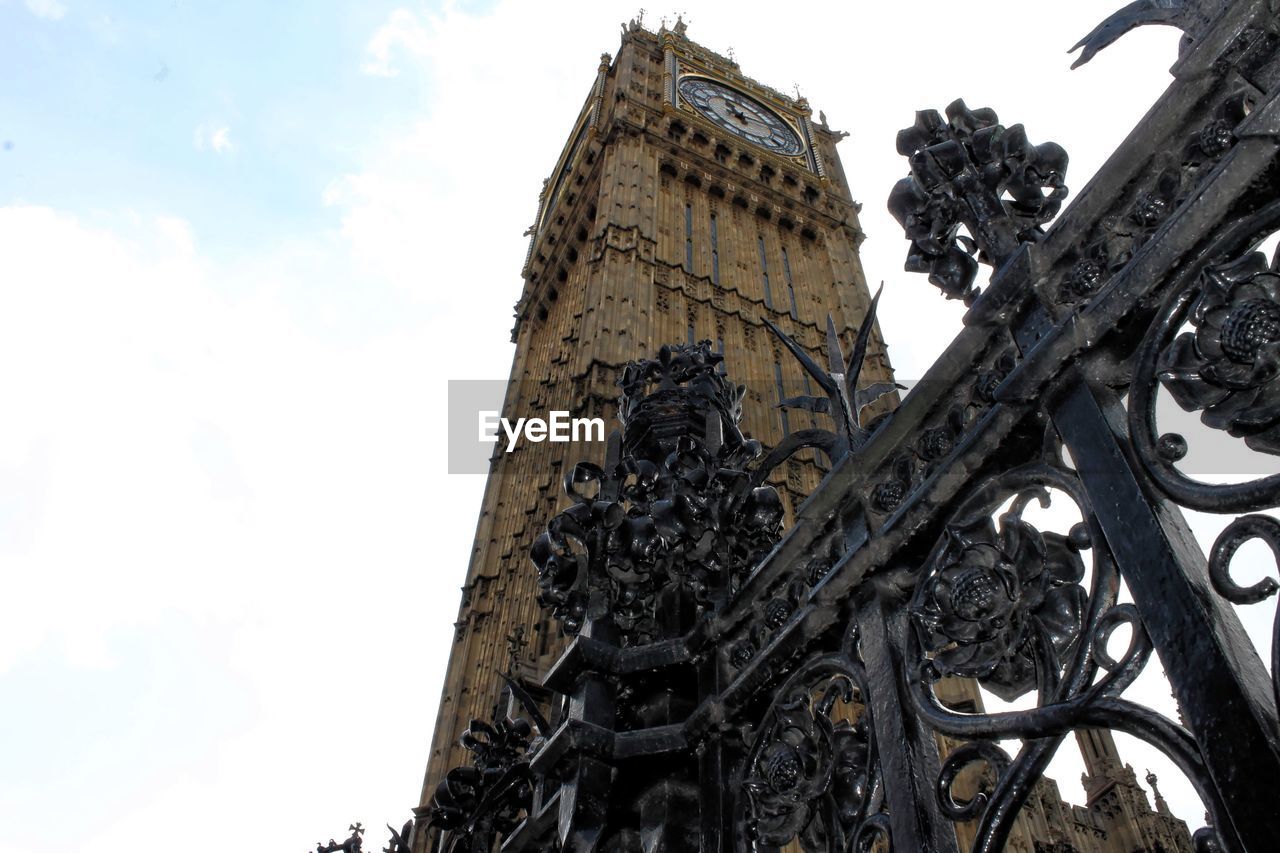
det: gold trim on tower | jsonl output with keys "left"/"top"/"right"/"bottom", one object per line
{"left": 663, "top": 42, "right": 676, "bottom": 107}
{"left": 589, "top": 53, "right": 610, "bottom": 132}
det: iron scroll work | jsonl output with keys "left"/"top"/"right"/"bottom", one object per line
{"left": 422, "top": 2, "right": 1280, "bottom": 851}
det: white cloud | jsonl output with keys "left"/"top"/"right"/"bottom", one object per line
{"left": 331, "top": 2, "right": 615, "bottom": 306}
{"left": 210, "top": 127, "right": 232, "bottom": 153}
{"left": 360, "top": 7, "right": 429, "bottom": 77}
{"left": 0, "top": 203, "right": 472, "bottom": 851}
{"left": 193, "top": 123, "right": 234, "bottom": 154}
{"left": 24, "top": 0, "right": 66, "bottom": 21}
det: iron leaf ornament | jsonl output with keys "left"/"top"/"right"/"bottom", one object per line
{"left": 761, "top": 286, "right": 904, "bottom": 471}
{"left": 381, "top": 820, "right": 414, "bottom": 853}
{"left": 1069, "top": 0, "right": 1221, "bottom": 68}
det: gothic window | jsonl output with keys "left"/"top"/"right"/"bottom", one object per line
{"left": 782, "top": 246, "right": 798, "bottom": 319}
{"left": 758, "top": 236, "right": 774, "bottom": 309}
{"left": 685, "top": 203, "right": 694, "bottom": 273}
{"left": 774, "top": 360, "right": 790, "bottom": 435}
{"left": 710, "top": 213, "right": 720, "bottom": 286}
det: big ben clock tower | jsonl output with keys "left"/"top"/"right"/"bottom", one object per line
{"left": 416, "top": 16, "right": 893, "bottom": 832}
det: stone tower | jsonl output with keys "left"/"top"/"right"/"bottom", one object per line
{"left": 416, "top": 16, "right": 892, "bottom": 826}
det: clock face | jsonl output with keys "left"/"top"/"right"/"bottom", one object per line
{"left": 677, "top": 77, "right": 804, "bottom": 156}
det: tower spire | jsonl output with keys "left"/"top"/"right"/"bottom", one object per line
{"left": 1146, "top": 769, "right": 1173, "bottom": 817}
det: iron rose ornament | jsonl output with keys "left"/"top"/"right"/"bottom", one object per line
{"left": 739, "top": 663, "right": 879, "bottom": 850}
{"left": 1159, "top": 251, "right": 1280, "bottom": 454}
{"left": 911, "top": 497, "right": 1087, "bottom": 700}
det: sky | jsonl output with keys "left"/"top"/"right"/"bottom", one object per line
{"left": 0, "top": 1, "right": 1268, "bottom": 850}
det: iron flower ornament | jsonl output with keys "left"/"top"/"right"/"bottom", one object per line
{"left": 742, "top": 675, "right": 871, "bottom": 847}
{"left": 912, "top": 499, "right": 1087, "bottom": 700}
{"left": 1159, "top": 251, "right": 1280, "bottom": 454}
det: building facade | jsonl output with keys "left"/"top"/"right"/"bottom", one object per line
{"left": 416, "top": 19, "right": 1194, "bottom": 853}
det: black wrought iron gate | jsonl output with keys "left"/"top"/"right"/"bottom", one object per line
{"left": 419, "top": 1, "right": 1280, "bottom": 850}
